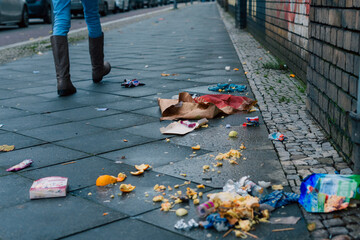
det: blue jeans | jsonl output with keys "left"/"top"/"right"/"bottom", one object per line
{"left": 52, "top": 0, "right": 102, "bottom": 38}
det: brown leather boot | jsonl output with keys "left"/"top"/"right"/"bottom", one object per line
{"left": 88, "top": 33, "right": 111, "bottom": 83}
{"left": 50, "top": 35, "right": 76, "bottom": 96}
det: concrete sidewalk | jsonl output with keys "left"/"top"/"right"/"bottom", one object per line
{"left": 0, "top": 3, "right": 315, "bottom": 239}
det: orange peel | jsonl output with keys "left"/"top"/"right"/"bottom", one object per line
{"left": 116, "top": 173, "right": 127, "bottom": 182}
{"left": 135, "top": 164, "right": 150, "bottom": 171}
{"left": 119, "top": 184, "right": 136, "bottom": 192}
{"left": 130, "top": 170, "right": 144, "bottom": 176}
{"left": 191, "top": 145, "right": 201, "bottom": 150}
{"left": 96, "top": 175, "right": 118, "bottom": 186}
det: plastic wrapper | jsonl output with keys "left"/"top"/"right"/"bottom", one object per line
{"left": 299, "top": 174, "right": 360, "bottom": 213}
{"left": 223, "top": 176, "right": 264, "bottom": 197}
{"left": 30, "top": 176, "right": 68, "bottom": 199}
{"left": 6, "top": 159, "right": 33, "bottom": 172}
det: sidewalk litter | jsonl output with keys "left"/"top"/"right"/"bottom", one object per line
{"left": 208, "top": 83, "right": 247, "bottom": 93}
{"left": 0, "top": 145, "right": 15, "bottom": 152}
{"left": 121, "top": 79, "right": 145, "bottom": 88}
{"left": 259, "top": 191, "right": 300, "bottom": 211}
{"left": 160, "top": 118, "right": 208, "bottom": 135}
{"left": 268, "top": 132, "right": 286, "bottom": 141}
{"left": 242, "top": 116, "right": 259, "bottom": 127}
{"left": 299, "top": 173, "right": 360, "bottom": 213}
{"left": 158, "top": 92, "right": 256, "bottom": 120}
{"left": 29, "top": 176, "right": 68, "bottom": 199}
{"left": 6, "top": 159, "right": 32, "bottom": 172}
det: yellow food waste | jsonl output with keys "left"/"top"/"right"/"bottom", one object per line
{"left": 96, "top": 175, "right": 118, "bottom": 186}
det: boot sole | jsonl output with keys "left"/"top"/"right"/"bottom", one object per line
{"left": 93, "top": 64, "right": 111, "bottom": 83}
{"left": 58, "top": 88, "right": 77, "bottom": 96}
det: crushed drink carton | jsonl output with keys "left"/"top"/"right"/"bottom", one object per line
{"left": 30, "top": 176, "right": 68, "bottom": 200}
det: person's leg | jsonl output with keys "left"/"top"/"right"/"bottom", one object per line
{"left": 51, "top": 0, "right": 76, "bottom": 96}
{"left": 52, "top": 0, "right": 71, "bottom": 36}
{"left": 81, "top": 0, "right": 102, "bottom": 38}
{"left": 82, "top": 0, "right": 111, "bottom": 83}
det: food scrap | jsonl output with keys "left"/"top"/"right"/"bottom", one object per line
{"left": 119, "top": 184, "right": 136, "bottom": 193}
{"left": 0, "top": 145, "right": 15, "bottom": 152}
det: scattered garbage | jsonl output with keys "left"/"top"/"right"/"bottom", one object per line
{"left": 0, "top": 124, "right": 3, "bottom": 128}
{"left": 225, "top": 124, "right": 231, "bottom": 128}
{"left": 289, "top": 74, "right": 295, "bottom": 78}
{"left": 33, "top": 70, "right": 40, "bottom": 74}
{"left": 158, "top": 92, "right": 256, "bottom": 120}
{"left": 197, "top": 201, "right": 216, "bottom": 218}
{"left": 30, "top": 176, "right": 68, "bottom": 199}
{"left": 176, "top": 208, "right": 188, "bottom": 216}
{"left": 121, "top": 79, "right": 145, "bottom": 88}
{"left": 268, "top": 132, "right": 286, "bottom": 141}
{"left": 192, "top": 145, "right": 201, "bottom": 150}
{"left": 225, "top": 66, "right": 231, "bottom": 71}
{"left": 259, "top": 191, "right": 300, "bottom": 211}
{"left": 228, "top": 130, "right": 238, "bottom": 138}
{"left": 270, "top": 216, "right": 300, "bottom": 225}
{"left": 242, "top": 116, "right": 259, "bottom": 127}
{"left": 299, "top": 173, "right": 360, "bottom": 213}
{"left": 160, "top": 118, "right": 208, "bottom": 135}
{"left": 0, "top": 145, "right": 15, "bottom": 152}
{"left": 6, "top": 159, "right": 33, "bottom": 172}
{"left": 223, "top": 176, "right": 264, "bottom": 197}
{"left": 119, "top": 184, "right": 136, "bottom": 193}
{"left": 96, "top": 175, "right": 118, "bottom": 186}
{"left": 208, "top": 83, "right": 247, "bottom": 93}
{"left": 258, "top": 181, "right": 271, "bottom": 188}
{"left": 174, "top": 219, "right": 199, "bottom": 230}
{"left": 272, "top": 184, "right": 284, "bottom": 190}
{"left": 95, "top": 107, "right": 108, "bottom": 111}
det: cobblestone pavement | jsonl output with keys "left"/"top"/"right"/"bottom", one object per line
{"left": 220, "top": 7, "right": 360, "bottom": 240}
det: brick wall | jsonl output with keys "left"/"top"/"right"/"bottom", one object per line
{"left": 246, "top": 0, "right": 310, "bottom": 81}
{"left": 306, "top": 1, "right": 360, "bottom": 164}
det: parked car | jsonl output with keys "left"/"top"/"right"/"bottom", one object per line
{"left": 0, "top": 0, "right": 29, "bottom": 27}
{"left": 115, "top": 0, "right": 130, "bottom": 12}
{"left": 143, "top": 0, "right": 157, "bottom": 8}
{"left": 71, "top": 0, "right": 116, "bottom": 17}
{"left": 26, "top": 0, "right": 52, "bottom": 24}
{"left": 129, "top": 0, "right": 144, "bottom": 9}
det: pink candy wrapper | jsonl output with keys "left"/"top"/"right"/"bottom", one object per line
{"left": 6, "top": 159, "right": 33, "bottom": 172}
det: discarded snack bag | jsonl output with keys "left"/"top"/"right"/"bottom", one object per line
{"left": 242, "top": 116, "right": 259, "bottom": 127}
{"left": 30, "top": 176, "right": 68, "bottom": 199}
{"left": 208, "top": 84, "right": 247, "bottom": 93}
{"left": 299, "top": 174, "right": 360, "bottom": 213}
{"left": 268, "top": 132, "right": 286, "bottom": 141}
{"left": 121, "top": 79, "right": 145, "bottom": 88}
{"left": 160, "top": 118, "right": 208, "bottom": 135}
{"left": 6, "top": 159, "right": 33, "bottom": 172}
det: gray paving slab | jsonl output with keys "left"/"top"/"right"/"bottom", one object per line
{"left": 0, "top": 143, "right": 89, "bottom": 171}
{"left": 154, "top": 149, "right": 287, "bottom": 188}
{"left": 14, "top": 99, "right": 86, "bottom": 113}
{"left": 131, "top": 106, "right": 162, "bottom": 118}
{"left": 0, "top": 114, "right": 68, "bottom": 131}
{"left": 20, "top": 122, "right": 104, "bottom": 142}
{"left": 0, "top": 106, "right": 33, "bottom": 120}
{"left": 123, "top": 121, "right": 174, "bottom": 140}
{"left": 63, "top": 218, "right": 191, "bottom": 240}
{"left": 138, "top": 191, "right": 309, "bottom": 240}
{"left": 56, "top": 129, "right": 155, "bottom": 154}
{"left": 0, "top": 174, "right": 34, "bottom": 209}
{"left": 0, "top": 132, "right": 45, "bottom": 150}
{"left": 19, "top": 156, "right": 126, "bottom": 191}
{"left": 45, "top": 106, "right": 122, "bottom": 122}
{"left": 0, "top": 95, "right": 50, "bottom": 108}
{"left": 100, "top": 141, "right": 210, "bottom": 168}
{"left": 102, "top": 97, "right": 157, "bottom": 111}
{"left": 0, "top": 195, "right": 127, "bottom": 240}
{"left": 72, "top": 166, "right": 209, "bottom": 216}
{"left": 82, "top": 112, "right": 158, "bottom": 130}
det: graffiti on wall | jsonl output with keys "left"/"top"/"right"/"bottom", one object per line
{"left": 276, "top": 0, "right": 310, "bottom": 40}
